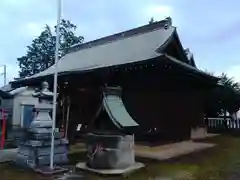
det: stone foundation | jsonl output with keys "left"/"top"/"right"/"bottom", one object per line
{"left": 191, "top": 127, "right": 207, "bottom": 140}
{"left": 86, "top": 133, "right": 135, "bottom": 169}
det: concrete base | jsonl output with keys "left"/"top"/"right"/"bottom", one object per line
{"left": 55, "top": 172, "right": 85, "bottom": 180}
{"left": 135, "top": 141, "right": 215, "bottom": 161}
{"left": 192, "top": 133, "right": 220, "bottom": 140}
{"left": 76, "top": 162, "right": 144, "bottom": 175}
{"left": 191, "top": 130, "right": 220, "bottom": 141}
{"left": 191, "top": 127, "right": 220, "bottom": 140}
{"left": 0, "top": 148, "right": 17, "bottom": 163}
{"left": 34, "top": 166, "right": 68, "bottom": 175}
{"left": 191, "top": 127, "right": 207, "bottom": 140}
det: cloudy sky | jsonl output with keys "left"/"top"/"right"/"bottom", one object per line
{"left": 0, "top": 0, "right": 239, "bottom": 86}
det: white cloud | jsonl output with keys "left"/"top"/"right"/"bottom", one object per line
{"left": 0, "top": 0, "right": 29, "bottom": 6}
{"left": 225, "top": 65, "right": 240, "bottom": 83}
{"left": 203, "top": 65, "right": 240, "bottom": 83}
{"left": 0, "top": 0, "right": 54, "bottom": 10}
{"left": 20, "top": 20, "right": 56, "bottom": 37}
{"left": 0, "top": 51, "right": 19, "bottom": 86}
{"left": 145, "top": 5, "right": 173, "bottom": 21}
{"left": 0, "top": 0, "right": 239, "bottom": 87}
{"left": 24, "top": 22, "right": 45, "bottom": 37}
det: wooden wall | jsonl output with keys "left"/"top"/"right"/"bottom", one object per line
{"left": 59, "top": 62, "right": 214, "bottom": 143}
{"left": 122, "top": 89, "right": 206, "bottom": 142}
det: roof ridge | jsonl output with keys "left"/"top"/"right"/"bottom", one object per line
{"left": 68, "top": 17, "right": 172, "bottom": 53}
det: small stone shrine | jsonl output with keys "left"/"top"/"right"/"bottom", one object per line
{"left": 15, "top": 81, "right": 68, "bottom": 169}
{"left": 77, "top": 87, "right": 144, "bottom": 175}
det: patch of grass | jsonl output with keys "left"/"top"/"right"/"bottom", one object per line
{"left": 2, "top": 135, "right": 240, "bottom": 180}
{"left": 114, "top": 135, "right": 240, "bottom": 180}
{"left": 0, "top": 163, "right": 50, "bottom": 180}
{"left": 68, "top": 151, "right": 86, "bottom": 165}
{"left": 157, "top": 135, "right": 240, "bottom": 180}
{"left": 193, "top": 135, "right": 240, "bottom": 179}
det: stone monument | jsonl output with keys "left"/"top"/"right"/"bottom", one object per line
{"left": 15, "top": 81, "right": 68, "bottom": 169}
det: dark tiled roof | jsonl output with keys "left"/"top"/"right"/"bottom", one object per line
{"left": 0, "top": 84, "right": 14, "bottom": 92}
{"left": 16, "top": 18, "right": 175, "bottom": 81}
{"left": 69, "top": 18, "right": 172, "bottom": 53}
{"left": 185, "top": 48, "right": 196, "bottom": 67}
{"left": 0, "top": 90, "right": 12, "bottom": 98}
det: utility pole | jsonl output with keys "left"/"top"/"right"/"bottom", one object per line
{"left": 3, "top": 65, "right": 6, "bottom": 85}
{"left": 0, "top": 65, "right": 6, "bottom": 85}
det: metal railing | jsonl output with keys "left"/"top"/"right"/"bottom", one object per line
{"left": 207, "top": 117, "right": 240, "bottom": 130}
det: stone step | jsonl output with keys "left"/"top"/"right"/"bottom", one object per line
{"left": 15, "top": 153, "right": 68, "bottom": 168}
{"left": 18, "top": 145, "right": 68, "bottom": 156}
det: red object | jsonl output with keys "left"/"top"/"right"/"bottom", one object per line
{"left": 94, "top": 144, "right": 103, "bottom": 154}
{"left": 60, "top": 124, "right": 65, "bottom": 137}
{"left": 0, "top": 109, "right": 6, "bottom": 149}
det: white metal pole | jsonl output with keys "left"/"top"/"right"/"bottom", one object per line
{"left": 0, "top": 65, "right": 6, "bottom": 85}
{"left": 65, "top": 97, "right": 70, "bottom": 139}
{"left": 3, "top": 65, "right": 6, "bottom": 85}
{"left": 50, "top": 0, "right": 62, "bottom": 170}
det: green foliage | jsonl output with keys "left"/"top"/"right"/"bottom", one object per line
{"left": 148, "top": 17, "right": 155, "bottom": 24}
{"left": 205, "top": 73, "right": 240, "bottom": 116}
{"left": 17, "top": 19, "right": 84, "bottom": 78}
{"left": 219, "top": 73, "right": 240, "bottom": 91}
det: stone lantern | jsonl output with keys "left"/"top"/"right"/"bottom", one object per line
{"left": 16, "top": 81, "right": 68, "bottom": 169}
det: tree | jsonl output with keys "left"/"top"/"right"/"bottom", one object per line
{"left": 17, "top": 19, "right": 84, "bottom": 78}
{"left": 218, "top": 73, "right": 240, "bottom": 114}
{"left": 205, "top": 73, "right": 240, "bottom": 117}
{"left": 148, "top": 17, "right": 155, "bottom": 24}
{"left": 219, "top": 73, "right": 240, "bottom": 91}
